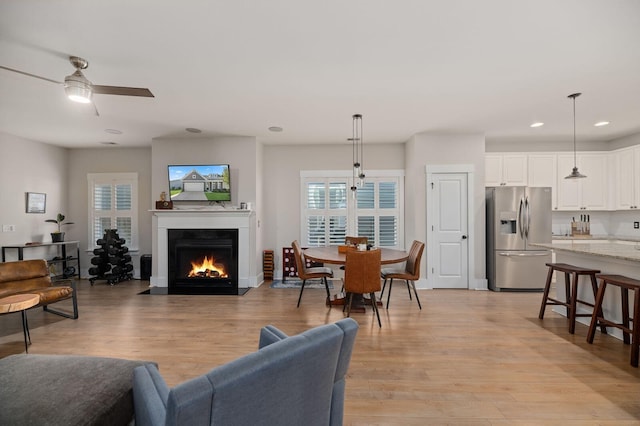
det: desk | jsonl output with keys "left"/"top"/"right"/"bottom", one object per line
{"left": 303, "top": 247, "right": 409, "bottom": 311}
{"left": 0, "top": 294, "right": 40, "bottom": 352}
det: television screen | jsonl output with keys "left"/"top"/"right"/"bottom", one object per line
{"left": 168, "top": 164, "right": 231, "bottom": 202}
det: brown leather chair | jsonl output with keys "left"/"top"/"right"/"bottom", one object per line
{"left": 343, "top": 248, "right": 382, "bottom": 327}
{"left": 292, "top": 240, "right": 334, "bottom": 308}
{"left": 380, "top": 240, "right": 424, "bottom": 309}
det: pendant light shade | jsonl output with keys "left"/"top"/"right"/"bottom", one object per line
{"left": 565, "top": 92, "right": 586, "bottom": 179}
{"left": 350, "top": 114, "right": 365, "bottom": 193}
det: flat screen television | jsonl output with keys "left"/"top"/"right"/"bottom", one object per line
{"left": 168, "top": 164, "right": 231, "bottom": 202}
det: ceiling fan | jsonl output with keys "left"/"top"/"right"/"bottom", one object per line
{"left": 0, "top": 56, "right": 154, "bottom": 113}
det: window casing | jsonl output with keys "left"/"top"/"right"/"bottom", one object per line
{"left": 301, "top": 170, "right": 404, "bottom": 248}
{"left": 87, "top": 173, "right": 139, "bottom": 250}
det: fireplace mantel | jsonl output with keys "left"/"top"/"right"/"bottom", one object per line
{"left": 151, "top": 209, "right": 257, "bottom": 294}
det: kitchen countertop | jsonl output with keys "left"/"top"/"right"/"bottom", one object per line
{"left": 532, "top": 239, "right": 640, "bottom": 263}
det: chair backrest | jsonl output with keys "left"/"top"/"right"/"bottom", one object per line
{"left": 404, "top": 240, "right": 425, "bottom": 279}
{"left": 344, "top": 236, "right": 368, "bottom": 247}
{"left": 344, "top": 249, "right": 381, "bottom": 294}
{"left": 0, "top": 259, "right": 52, "bottom": 295}
{"left": 152, "top": 319, "right": 360, "bottom": 426}
{"left": 291, "top": 240, "right": 309, "bottom": 280}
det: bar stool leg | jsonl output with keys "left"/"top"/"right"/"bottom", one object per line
{"left": 568, "top": 272, "right": 580, "bottom": 334}
{"left": 538, "top": 266, "right": 554, "bottom": 319}
{"left": 587, "top": 280, "right": 607, "bottom": 344}
{"left": 621, "top": 287, "right": 630, "bottom": 345}
{"left": 589, "top": 273, "right": 607, "bottom": 334}
{"left": 564, "top": 272, "right": 571, "bottom": 318}
{"left": 631, "top": 288, "right": 640, "bottom": 367}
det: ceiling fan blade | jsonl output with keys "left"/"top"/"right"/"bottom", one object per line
{"left": 92, "top": 85, "right": 154, "bottom": 97}
{"left": 0, "top": 65, "right": 63, "bottom": 85}
{"left": 92, "top": 101, "right": 100, "bottom": 117}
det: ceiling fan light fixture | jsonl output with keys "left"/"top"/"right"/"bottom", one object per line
{"left": 64, "top": 70, "right": 92, "bottom": 103}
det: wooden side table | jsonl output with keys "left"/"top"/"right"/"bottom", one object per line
{"left": 0, "top": 294, "right": 40, "bottom": 353}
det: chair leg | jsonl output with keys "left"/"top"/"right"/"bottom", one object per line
{"left": 386, "top": 278, "right": 394, "bottom": 309}
{"left": 538, "top": 266, "right": 554, "bottom": 319}
{"left": 406, "top": 280, "right": 413, "bottom": 300}
{"left": 381, "top": 278, "right": 387, "bottom": 297}
{"left": 296, "top": 279, "right": 307, "bottom": 308}
{"left": 346, "top": 293, "right": 354, "bottom": 317}
{"left": 323, "top": 277, "right": 332, "bottom": 306}
{"left": 370, "top": 292, "right": 381, "bottom": 328}
{"left": 410, "top": 280, "right": 422, "bottom": 310}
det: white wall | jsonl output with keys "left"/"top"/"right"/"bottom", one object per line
{"left": 262, "top": 143, "right": 404, "bottom": 277}
{"left": 406, "top": 132, "right": 487, "bottom": 287}
{"left": 67, "top": 147, "right": 152, "bottom": 278}
{"left": 0, "top": 132, "right": 69, "bottom": 261}
{"left": 150, "top": 136, "right": 260, "bottom": 278}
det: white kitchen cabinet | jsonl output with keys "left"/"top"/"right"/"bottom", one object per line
{"left": 528, "top": 154, "right": 558, "bottom": 209}
{"left": 615, "top": 145, "right": 640, "bottom": 210}
{"left": 556, "top": 153, "right": 609, "bottom": 210}
{"left": 485, "top": 154, "right": 527, "bottom": 186}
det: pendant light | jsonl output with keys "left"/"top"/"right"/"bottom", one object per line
{"left": 565, "top": 92, "right": 586, "bottom": 179}
{"left": 350, "top": 114, "right": 365, "bottom": 193}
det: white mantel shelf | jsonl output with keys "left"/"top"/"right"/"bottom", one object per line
{"left": 151, "top": 209, "right": 258, "bottom": 293}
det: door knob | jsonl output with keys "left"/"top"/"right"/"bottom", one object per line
{"left": 462, "top": 235, "right": 468, "bottom": 239}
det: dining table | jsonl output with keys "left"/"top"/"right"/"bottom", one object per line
{"left": 303, "top": 246, "right": 409, "bottom": 312}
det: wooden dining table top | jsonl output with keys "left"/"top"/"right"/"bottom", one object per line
{"left": 303, "top": 246, "right": 409, "bottom": 265}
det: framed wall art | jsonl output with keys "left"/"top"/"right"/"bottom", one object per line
{"left": 26, "top": 192, "right": 46, "bottom": 213}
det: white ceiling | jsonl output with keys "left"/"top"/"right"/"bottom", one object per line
{"left": 1, "top": 0, "right": 640, "bottom": 149}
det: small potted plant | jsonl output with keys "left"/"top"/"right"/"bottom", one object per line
{"left": 46, "top": 213, "right": 74, "bottom": 243}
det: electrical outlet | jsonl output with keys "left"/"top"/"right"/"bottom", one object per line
{"left": 634, "top": 221, "right": 639, "bottom": 229}
{"left": 2, "top": 224, "right": 16, "bottom": 232}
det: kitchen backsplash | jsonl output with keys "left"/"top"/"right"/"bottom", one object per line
{"left": 552, "top": 210, "right": 640, "bottom": 238}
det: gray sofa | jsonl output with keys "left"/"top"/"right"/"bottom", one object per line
{"left": 133, "top": 318, "right": 359, "bottom": 426}
{"left": 0, "top": 354, "right": 156, "bottom": 425}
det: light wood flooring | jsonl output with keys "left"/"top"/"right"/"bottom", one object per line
{"left": 2, "top": 279, "right": 640, "bottom": 425}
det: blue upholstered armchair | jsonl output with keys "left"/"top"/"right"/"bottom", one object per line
{"left": 133, "top": 318, "right": 359, "bottom": 426}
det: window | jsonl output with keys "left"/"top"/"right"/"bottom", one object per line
{"left": 87, "top": 173, "right": 138, "bottom": 250}
{"left": 301, "top": 170, "right": 403, "bottom": 248}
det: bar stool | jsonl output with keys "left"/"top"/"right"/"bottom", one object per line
{"left": 538, "top": 263, "right": 605, "bottom": 334}
{"left": 587, "top": 274, "right": 640, "bottom": 367}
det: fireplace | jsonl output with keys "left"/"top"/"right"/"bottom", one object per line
{"left": 168, "top": 229, "right": 238, "bottom": 295}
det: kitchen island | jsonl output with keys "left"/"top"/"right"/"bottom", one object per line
{"left": 532, "top": 239, "right": 640, "bottom": 341}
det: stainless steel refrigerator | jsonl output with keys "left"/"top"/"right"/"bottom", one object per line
{"left": 486, "top": 186, "right": 552, "bottom": 291}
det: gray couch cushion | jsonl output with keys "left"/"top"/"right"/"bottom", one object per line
{"left": 0, "top": 354, "right": 156, "bottom": 426}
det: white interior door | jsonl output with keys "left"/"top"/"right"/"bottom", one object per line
{"left": 429, "top": 172, "right": 469, "bottom": 288}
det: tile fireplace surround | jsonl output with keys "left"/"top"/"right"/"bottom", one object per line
{"left": 151, "top": 209, "right": 257, "bottom": 295}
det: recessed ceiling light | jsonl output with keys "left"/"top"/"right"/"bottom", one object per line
{"left": 268, "top": 126, "right": 283, "bottom": 132}
{"left": 105, "top": 129, "right": 122, "bottom": 134}
{"left": 530, "top": 122, "right": 544, "bottom": 128}
{"left": 594, "top": 121, "right": 610, "bottom": 127}
{"left": 99, "top": 141, "right": 118, "bottom": 145}
{"left": 185, "top": 128, "right": 202, "bottom": 133}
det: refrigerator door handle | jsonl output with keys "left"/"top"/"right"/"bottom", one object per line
{"left": 498, "top": 252, "right": 549, "bottom": 257}
{"left": 524, "top": 196, "right": 530, "bottom": 238}
{"left": 518, "top": 197, "right": 525, "bottom": 238}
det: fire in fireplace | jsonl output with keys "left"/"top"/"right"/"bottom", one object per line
{"left": 168, "top": 229, "right": 238, "bottom": 294}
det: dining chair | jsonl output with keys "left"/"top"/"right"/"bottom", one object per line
{"left": 380, "top": 240, "right": 424, "bottom": 309}
{"left": 292, "top": 240, "right": 334, "bottom": 308}
{"left": 343, "top": 248, "right": 382, "bottom": 327}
